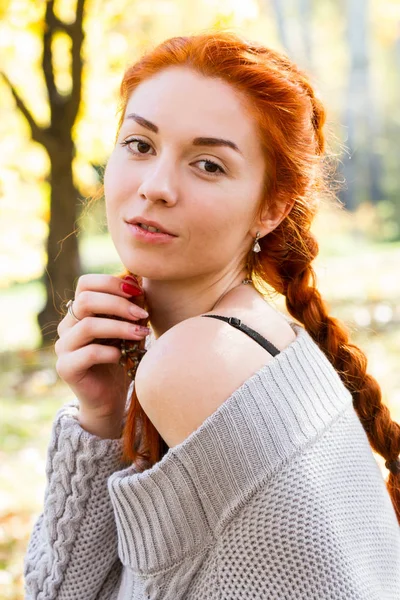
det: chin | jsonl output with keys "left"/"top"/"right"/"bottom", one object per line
{"left": 116, "top": 248, "right": 190, "bottom": 282}
{"left": 118, "top": 261, "right": 173, "bottom": 282}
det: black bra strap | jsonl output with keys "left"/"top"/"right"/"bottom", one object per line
{"left": 201, "top": 314, "right": 280, "bottom": 356}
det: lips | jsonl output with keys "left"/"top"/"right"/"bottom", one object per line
{"left": 126, "top": 218, "right": 176, "bottom": 236}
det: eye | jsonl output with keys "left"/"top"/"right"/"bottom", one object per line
{"left": 120, "top": 137, "right": 154, "bottom": 155}
{"left": 195, "top": 159, "right": 226, "bottom": 177}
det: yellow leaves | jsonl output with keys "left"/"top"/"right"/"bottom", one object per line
{"left": 51, "top": 31, "right": 72, "bottom": 95}
{"left": 210, "top": 0, "right": 259, "bottom": 28}
{"left": 1, "top": 0, "right": 43, "bottom": 27}
{"left": 54, "top": 0, "right": 80, "bottom": 24}
{"left": 0, "top": 0, "right": 12, "bottom": 20}
{"left": 372, "top": 0, "right": 400, "bottom": 45}
{"left": 212, "top": 12, "right": 236, "bottom": 30}
{"left": 73, "top": 156, "right": 101, "bottom": 197}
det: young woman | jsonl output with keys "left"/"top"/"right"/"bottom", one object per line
{"left": 24, "top": 31, "right": 399, "bottom": 599}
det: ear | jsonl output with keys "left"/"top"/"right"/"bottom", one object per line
{"left": 253, "top": 198, "right": 295, "bottom": 238}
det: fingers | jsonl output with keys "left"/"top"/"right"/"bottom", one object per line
{"left": 73, "top": 289, "right": 147, "bottom": 322}
{"left": 58, "top": 274, "right": 146, "bottom": 337}
{"left": 55, "top": 343, "right": 123, "bottom": 383}
{"left": 55, "top": 273, "right": 150, "bottom": 379}
{"left": 55, "top": 316, "right": 150, "bottom": 355}
{"left": 75, "top": 274, "right": 140, "bottom": 298}
{"left": 53, "top": 274, "right": 149, "bottom": 408}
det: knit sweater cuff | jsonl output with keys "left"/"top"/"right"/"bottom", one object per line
{"left": 24, "top": 401, "right": 124, "bottom": 600}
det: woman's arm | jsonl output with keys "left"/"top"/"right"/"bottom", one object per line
{"left": 24, "top": 401, "right": 126, "bottom": 600}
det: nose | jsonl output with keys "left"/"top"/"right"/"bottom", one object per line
{"left": 136, "top": 157, "right": 178, "bottom": 207}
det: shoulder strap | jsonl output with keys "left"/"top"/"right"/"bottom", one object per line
{"left": 201, "top": 314, "right": 280, "bottom": 356}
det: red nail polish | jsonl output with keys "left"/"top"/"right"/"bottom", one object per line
{"left": 121, "top": 282, "right": 143, "bottom": 296}
{"left": 123, "top": 274, "right": 140, "bottom": 286}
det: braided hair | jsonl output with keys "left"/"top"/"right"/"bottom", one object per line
{"left": 116, "top": 31, "right": 400, "bottom": 523}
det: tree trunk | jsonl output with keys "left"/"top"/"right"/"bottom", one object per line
{"left": 1, "top": 0, "right": 86, "bottom": 347}
{"left": 38, "top": 144, "right": 82, "bottom": 346}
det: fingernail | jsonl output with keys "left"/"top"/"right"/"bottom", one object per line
{"left": 123, "top": 274, "right": 140, "bottom": 286}
{"left": 131, "top": 325, "right": 151, "bottom": 334}
{"left": 130, "top": 306, "right": 149, "bottom": 318}
{"left": 121, "top": 282, "right": 143, "bottom": 296}
{"left": 137, "top": 326, "right": 151, "bottom": 333}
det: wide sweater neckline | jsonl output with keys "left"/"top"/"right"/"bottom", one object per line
{"left": 108, "top": 321, "right": 354, "bottom": 574}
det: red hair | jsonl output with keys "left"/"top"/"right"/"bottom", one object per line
{"left": 114, "top": 31, "right": 400, "bottom": 521}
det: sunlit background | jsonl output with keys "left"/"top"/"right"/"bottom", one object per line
{"left": 1, "top": 0, "right": 400, "bottom": 597}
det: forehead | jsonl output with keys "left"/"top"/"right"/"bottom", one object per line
{"left": 124, "top": 66, "right": 259, "bottom": 145}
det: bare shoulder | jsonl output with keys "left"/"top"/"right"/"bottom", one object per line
{"left": 134, "top": 306, "right": 297, "bottom": 448}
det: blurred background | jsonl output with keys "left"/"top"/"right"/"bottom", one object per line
{"left": 1, "top": 0, "right": 399, "bottom": 597}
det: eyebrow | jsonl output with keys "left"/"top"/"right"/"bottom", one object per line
{"left": 126, "top": 113, "right": 158, "bottom": 133}
{"left": 125, "top": 113, "right": 242, "bottom": 155}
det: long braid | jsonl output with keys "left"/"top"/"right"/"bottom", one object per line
{"left": 256, "top": 82, "right": 400, "bottom": 523}
{"left": 113, "top": 31, "right": 400, "bottom": 522}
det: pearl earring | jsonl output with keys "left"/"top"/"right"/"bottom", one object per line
{"left": 252, "top": 232, "right": 261, "bottom": 253}
{"left": 241, "top": 232, "right": 262, "bottom": 285}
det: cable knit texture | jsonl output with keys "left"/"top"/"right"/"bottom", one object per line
{"left": 24, "top": 322, "right": 400, "bottom": 599}
{"left": 24, "top": 402, "right": 125, "bottom": 599}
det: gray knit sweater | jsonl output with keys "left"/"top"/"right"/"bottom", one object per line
{"left": 24, "top": 322, "right": 400, "bottom": 599}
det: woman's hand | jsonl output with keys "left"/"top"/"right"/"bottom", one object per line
{"left": 55, "top": 274, "right": 150, "bottom": 438}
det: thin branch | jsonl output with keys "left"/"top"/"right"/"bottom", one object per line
{"left": 53, "top": 16, "right": 73, "bottom": 35}
{"left": 74, "top": 0, "right": 86, "bottom": 31}
{"left": 43, "top": 0, "right": 62, "bottom": 107}
{"left": 0, "top": 72, "right": 49, "bottom": 146}
{"left": 67, "top": 0, "right": 86, "bottom": 125}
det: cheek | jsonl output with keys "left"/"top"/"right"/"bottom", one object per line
{"left": 185, "top": 198, "right": 242, "bottom": 256}
{"left": 201, "top": 195, "right": 253, "bottom": 259}
{"left": 104, "top": 153, "right": 138, "bottom": 209}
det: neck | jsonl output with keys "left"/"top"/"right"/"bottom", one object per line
{"left": 142, "top": 269, "right": 253, "bottom": 339}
